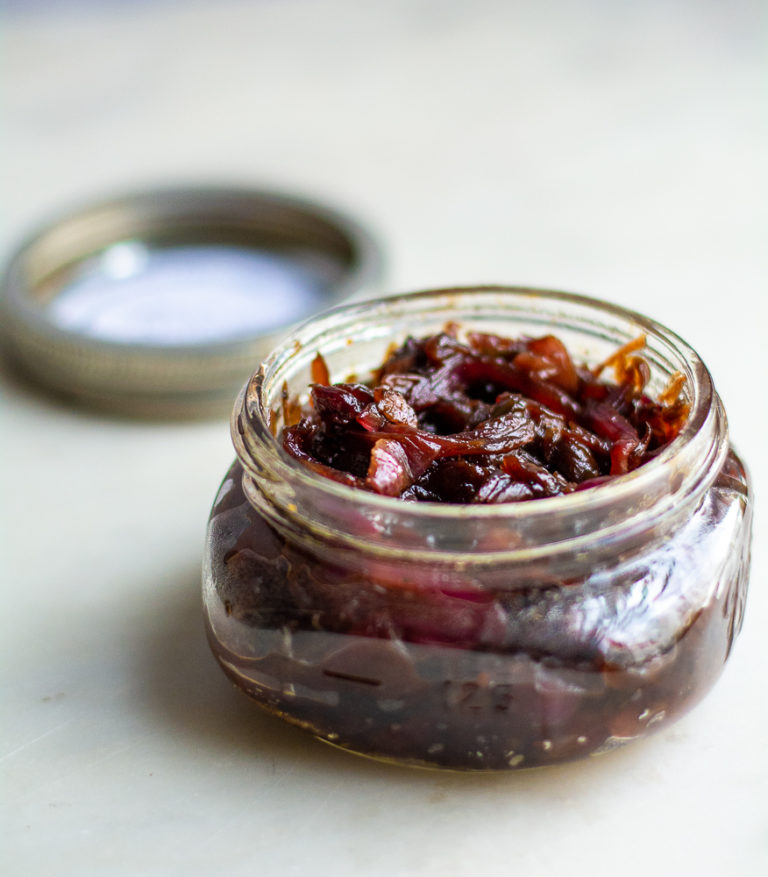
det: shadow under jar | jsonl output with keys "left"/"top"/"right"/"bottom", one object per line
{"left": 203, "top": 287, "right": 752, "bottom": 771}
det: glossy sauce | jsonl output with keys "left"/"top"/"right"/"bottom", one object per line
{"left": 281, "top": 330, "right": 688, "bottom": 501}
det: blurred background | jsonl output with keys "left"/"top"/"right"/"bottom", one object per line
{"left": 4, "top": 0, "right": 766, "bottom": 424}
{"left": 5, "top": 1, "right": 764, "bottom": 302}
{"left": 3, "top": 1, "right": 766, "bottom": 875}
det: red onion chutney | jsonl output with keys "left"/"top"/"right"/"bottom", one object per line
{"left": 203, "top": 287, "right": 751, "bottom": 770}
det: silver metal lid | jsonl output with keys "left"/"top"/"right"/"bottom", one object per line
{"left": 0, "top": 185, "right": 383, "bottom": 417}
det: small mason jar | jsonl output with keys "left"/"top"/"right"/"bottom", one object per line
{"left": 203, "top": 287, "right": 752, "bottom": 771}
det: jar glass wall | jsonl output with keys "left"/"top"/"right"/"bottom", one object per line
{"left": 203, "top": 287, "right": 751, "bottom": 770}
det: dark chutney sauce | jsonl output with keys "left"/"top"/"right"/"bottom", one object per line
{"left": 281, "top": 329, "right": 688, "bottom": 501}
{"left": 204, "top": 292, "right": 752, "bottom": 770}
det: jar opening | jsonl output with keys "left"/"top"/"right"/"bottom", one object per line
{"left": 232, "top": 287, "right": 726, "bottom": 573}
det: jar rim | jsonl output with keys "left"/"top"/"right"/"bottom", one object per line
{"left": 232, "top": 286, "right": 725, "bottom": 564}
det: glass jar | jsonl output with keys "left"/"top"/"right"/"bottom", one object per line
{"left": 203, "top": 287, "right": 752, "bottom": 771}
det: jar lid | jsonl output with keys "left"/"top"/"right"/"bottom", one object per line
{"left": 0, "top": 185, "right": 383, "bottom": 417}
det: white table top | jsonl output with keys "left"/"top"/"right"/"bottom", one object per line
{"left": 3, "top": 2, "right": 766, "bottom": 875}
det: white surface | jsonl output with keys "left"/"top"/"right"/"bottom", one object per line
{"left": 2, "top": 1, "right": 766, "bottom": 875}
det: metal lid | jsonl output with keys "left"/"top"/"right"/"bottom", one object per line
{"left": 0, "top": 185, "right": 383, "bottom": 417}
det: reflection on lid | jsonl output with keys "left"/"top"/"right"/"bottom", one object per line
{"left": 48, "top": 242, "right": 325, "bottom": 346}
